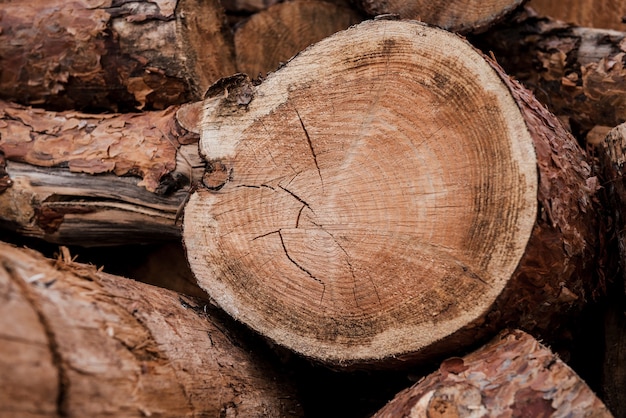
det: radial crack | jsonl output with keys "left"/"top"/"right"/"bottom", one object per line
{"left": 294, "top": 108, "right": 323, "bottom": 187}
{"left": 278, "top": 230, "right": 326, "bottom": 302}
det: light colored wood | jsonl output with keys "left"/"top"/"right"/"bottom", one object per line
{"left": 528, "top": 0, "right": 626, "bottom": 30}
{"left": 0, "top": 241, "right": 303, "bottom": 417}
{"left": 0, "top": 100, "right": 204, "bottom": 245}
{"left": 372, "top": 329, "right": 613, "bottom": 417}
{"left": 183, "top": 20, "right": 600, "bottom": 367}
{"left": 234, "top": 0, "right": 364, "bottom": 78}
{"left": 355, "top": 0, "right": 523, "bottom": 33}
{"left": 0, "top": 0, "right": 235, "bottom": 111}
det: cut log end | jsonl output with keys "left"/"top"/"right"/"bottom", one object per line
{"left": 183, "top": 20, "right": 540, "bottom": 366}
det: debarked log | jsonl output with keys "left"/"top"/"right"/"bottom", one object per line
{"left": 0, "top": 100, "right": 204, "bottom": 246}
{"left": 182, "top": 20, "right": 602, "bottom": 368}
{"left": 0, "top": 241, "right": 303, "bottom": 417}
{"left": 0, "top": 0, "right": 235, "bottom": 112}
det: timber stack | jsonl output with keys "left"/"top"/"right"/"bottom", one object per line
{"left": 0, "top": 0, "right": 622, "bottom": 417}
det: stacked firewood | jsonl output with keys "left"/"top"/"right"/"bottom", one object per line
{"left": 1, "top": 0, "right": 624, "bottom": 416}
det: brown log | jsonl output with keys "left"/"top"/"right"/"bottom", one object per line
{"left": 0, "top": 241, "right": 303, "bottom": 417}
{"left": 597, "top": 123, "right": 626, "bottom": 418}
{"left": 182, "top": 20, "right": 601, "bottom": 368}
{"left": 0, "top": 0, "right": 235, "bottom": 112}
{"left": 354, "top": 0, "right": 524, "bottom": 34}
{"left": 372, "top": 329, "right": 613, "bottom": 417}
{"left": 234, "top": 0, "right": 364, "bottom": 79}
{"left": 0, "top": 100, "right": 204, "bottom": 245}
{"left": 471, "top": 9, "right": 626, "bottom": 136}
{"left": 527, "top": 0, "right": 626, "bottom": 31}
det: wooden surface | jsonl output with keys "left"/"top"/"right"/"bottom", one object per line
{"left": 183, "top": 19, "right": 600, "bottom": 368}
{"left": 355, "top": 0, "right": 524, "bottom": 33}
{"left": 235, "top": 0, "right": 363, "bottom": 79}
{"left": 0, "top": 0, "right": 235, "bottom": 111}
{"left": 0, "top": 100, "right": 204, "bottom": 245}
{"left": 372, "top": 329, "right": 613, "bottom": 417}
{"left": 528, "top": 0, "right": 626, "bottom": 31}
{"left": 472, "top": 9, "right": 626, "bottom": 135}
{"left": 0, "top": 241, "right": 303, "bottom": 417}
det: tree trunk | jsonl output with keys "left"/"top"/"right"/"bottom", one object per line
{"left": 527, "top": 0, "right": 626, "bottom": 31}
{"left": 0, "top": 100, "right": 204, "bottom": 246}
{"left": 182, "top": 20, "right": 601, "bottom": 368}
{"left": 0, "top": 0, "right": 235, "bottom": 112}
{"left": 372, "top": 329, "right": 613, "bottom": 417}
{"left": 597, "top": 123, "right": 626, "bottom": 418}
{"left": 353, "top": 0, "right": 523, "bottom": 34}
{"left": 0, "top": 241, "right": 303, "bottom": 418}
{"left": 234, "top": 0, "right": 364, "bottom": 79}
{"left": 472, "top": 8, "right": 626, "bottom": 136}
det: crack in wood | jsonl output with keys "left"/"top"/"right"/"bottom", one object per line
{"left": 251, "top": 229, "right": 326, "bottom": 303}
{"left": 294, "top": 108, "right": 324, "bottom": 188}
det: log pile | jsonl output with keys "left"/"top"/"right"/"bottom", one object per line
{"left": 0, "top": 1, "right": 623, "bottom": 417}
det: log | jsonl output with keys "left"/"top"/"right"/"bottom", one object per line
{"left": 471, "top": 9, "right": 626, "bottom": 136}
{"left": 0, "top": 100, "right": 204, "bottom": 246}
{"left": 0, "top": 0, "right": 235, "bottom": 112}
{"left": 182, "top": 20, "right": 601, "bottom": 368}
{"left": 0, "top": 241, "right": 303, "bottom": 417}
{"left": 372, "top": 329, "right": 613, "bottom": 417}
{"left": 353, "top": 0, "right": 524, "bottom": 34}
{"left": 597, "top": 123, "right": 626, "bottom": 418}
{"left": 527, "top": 0, "right": 626, "bottom": 31}
{"left": 234, "top": 0, "right": 364, "bottom": 79}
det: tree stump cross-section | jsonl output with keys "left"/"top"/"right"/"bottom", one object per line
{"left": 183, "top": 20, "right": 597, "bottom": 368}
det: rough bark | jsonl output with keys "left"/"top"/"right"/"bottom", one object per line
{"left": 597, "top": 124, "right": 626, "bottom": 418}
{"left": 527, "top": 0, "right": 626, "bottom": 31}
{"left": 182, "top": 20, "right": 600, "bottom": 368}
{"left": 372, "top": 329, "right": 613, "bottom": 417}
{"left": 472, "top": 9, "right": 626, "bottom": 136}
{"left": 0, "top": 100, "right": 204, "bottom": 245}
{"left": 353, "top": 0, "right": 524, "bottom": 34}
{"left": 0, "top": 0, "right": 235, "bottom": 112}
{"left": 234, "top": 0, "right": 364, "bottom": 79}
{"left": 0, "top": 241, "right": 303, "bottom": 418}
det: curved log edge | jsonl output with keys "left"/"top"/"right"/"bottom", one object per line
{"left": 183, "top": 19, "right": 601, "bottom": 368}
{"left": 372, "top": 329, "right": 613, "bottom": 417}
{"left": 0, "top": 241, "right": 303, "bottom": 417}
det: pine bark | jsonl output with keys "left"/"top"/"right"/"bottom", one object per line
{"left": 372, "top": 329, "right": 613, "bottom": 417}
{"left": 0, "top": 241, "right": 303, "bottom": 417}
{"left": 0, "top": 100, "right": 204, "bottom": 245}
{"left": 354, "top": 0, "right": 524, "bottom": 34}
{"left": 472, "top": 9, "right": 626, "bottom": 136}
{"left": 0, "top": 0, "right": 235, "bottom": 112}
{"left": 234, "top": 0, "right": 364, "bottom": 79}
{"left": 182, "top": 20, "right": 601, "bottom": 368}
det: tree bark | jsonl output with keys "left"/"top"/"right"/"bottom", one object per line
{"left": 472, "top": 8, "right": 626, "bottom": 136}
{"left": 234, "top": 0, "right": 364, "bottom": 79}
{"left": 597, "top": 123, "right": 626, "bottom": 418}
{"left": 0, "top": 0, "right": 235, "bottom": 112}
{"left": 0, "top": 100, "right": 204, "bottom": 246}
{"left": 372, "top": 329, "right": 613, "bottom": 417}
{"left": 182, "top": 20, "right": 601, "bottom": 368}
{"left": 353, "top": 0, "right": 524, "bottom": 34}
{"left": 0, "top": 241, "right": 303, "bottom": 417}
{"left": 527, "top": 0, "right": 626, "bottom": 31}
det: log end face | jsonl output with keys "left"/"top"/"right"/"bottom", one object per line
{"left": 186, "top": 20, "right": 540, "bottom": 368}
